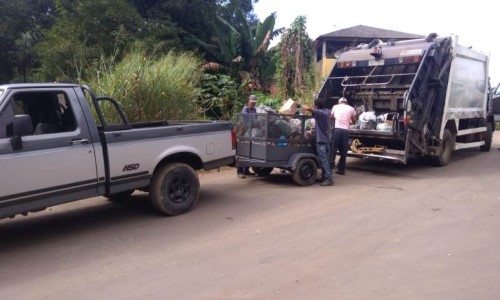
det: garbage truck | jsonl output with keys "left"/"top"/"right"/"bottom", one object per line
{"left": 318, "top": 34, "right": 494, "bottom": 166}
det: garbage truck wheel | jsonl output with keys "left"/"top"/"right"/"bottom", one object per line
{"left": 480, "top": 122, "right": 492, "bottom": 152}
{"left": 431, "top": 129, "right": 453, "bottom": 167}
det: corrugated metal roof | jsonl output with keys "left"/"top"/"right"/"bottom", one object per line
{"left": 317, "top": 25, "right": 424, "bottom": 40}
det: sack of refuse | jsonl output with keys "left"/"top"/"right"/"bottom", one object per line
{"left": 376, "top": 114, "right": 386, "bottom": 123}
{"left": 355, "top": 105, "right": 365, "bottom": 116}
{"left": 305, "top": 118, "right": 315, "bottom": 130}
{"left": 376, "top": 123, "right": 392, "bottom": 132}
{"left": 359, "top": 111, "right": 377, "bottom": 130}
{"left": 289, "top": 118, "right": 302, "bottom": 135}
{"left": 250, "top": 127, "right": 265, "bottom": 137}
{"left": 256, "top": 105, "right": 276, "bottom": 114}
{"left": 274, "top": 119, "right": 292, "bottom": 137}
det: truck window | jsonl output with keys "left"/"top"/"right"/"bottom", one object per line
{"left": 0, "top": 101, "right": 16, "bottom": 139}
{"left": 0, "top": 91, "right": 77, "bottom": 137}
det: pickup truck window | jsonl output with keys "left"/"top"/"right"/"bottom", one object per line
{"left": 0, "top": 90, "right": 77, "bottom": 138}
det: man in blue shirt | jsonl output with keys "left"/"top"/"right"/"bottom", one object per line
{"left": 241, "top": 94, "right": 257, "bottom": 114}
{"left": 237, "top": 95, "right": 257, "bottom": 178}
{"left": 297, "top": 98, "right": 333, "bottom": 186}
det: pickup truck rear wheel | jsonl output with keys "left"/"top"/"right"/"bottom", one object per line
{"left": 150, "top": 163, "right": 200, "bottom": 216}
{"left": 292, "top": 158, "right": 317, "bottom": 186}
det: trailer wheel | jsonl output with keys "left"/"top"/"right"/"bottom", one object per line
{"left": 251, "top": 167, "right": 273, "bottom": 177}
{"left": 431, "top": 129, "right": 454, "bottom": 167}
{"left": 292, "top": 158, "right": 317, "bottom": 186}
{"left": 480, "top": 123, "right": 492, "bottom": 152}
{"left": 105, "top": 190, "right": 134, "bottom": 202}
{"left": 150, "top": 163, "right": 200, "bottom": 216}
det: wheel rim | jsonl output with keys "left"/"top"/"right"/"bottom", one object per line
{"left": 299, "top": 162, "right": 314, "bottom": 180}
{"left": 166, "top": 175, "right": 191, "bottom": 203}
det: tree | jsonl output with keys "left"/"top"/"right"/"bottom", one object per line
{"left": 130, "top": 0, "right": 219, "bottom": 54}
{"left": 0, "top": 0, "right": 55, "bottom": 82}
{"left": 198, "top": 8, "right": 281, "bottom": 89}
{"left": 216, "top": 0, "right": 258, "bottom": 28}
{"left": 35, "top": 0, "right": 141, "bottom": 81}
{"left": 277, "top": 16, "right": 314, "bottom": 99}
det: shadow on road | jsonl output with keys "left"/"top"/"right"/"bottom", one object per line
{"left": 0, "top": 188, "right": 230, "bottom": 251}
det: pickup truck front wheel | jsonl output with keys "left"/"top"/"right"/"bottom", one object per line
{"left": 150, "top": 163, "right": 200, "bottom": 216}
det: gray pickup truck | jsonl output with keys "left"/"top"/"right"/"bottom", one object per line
{"left": 0, "top": 83, "right": 235, "bottom": 219}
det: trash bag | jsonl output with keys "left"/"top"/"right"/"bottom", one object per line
{"left": 256, "top": 105, "right": 277, "bottom": 114}
{"left": 274, "top": 119, "right": 292, "bottom": 137}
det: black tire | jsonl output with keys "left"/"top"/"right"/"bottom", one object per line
{"left": 150, "top": 163, "right": 200, "bottom": 216}
{"left": 292, "top": 158, "right": 318, "bottom": 186}
{"left": 251, "top": 167, "right": 273, "bottom": 177}
{"left": 431, "top": 129, "right": 454, "bottom": 167}
{"left": 105, "top": 190, "right": 134, "bottom": 202}
{"left": 480, "top": 123, "right": 493, "bottom": 152}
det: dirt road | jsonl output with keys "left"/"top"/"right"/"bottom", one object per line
{"left": 1, "top": 133, "right": 500, "bottom": 300}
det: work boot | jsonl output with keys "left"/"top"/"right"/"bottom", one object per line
{"left": 335, "top": 170, "right": 345, "bottom": 175}
{"left": 319, "top": 179, "right": 334, "bottom": 186}
{"left": 237, "top": 173, "right": 245, "bottom": 179}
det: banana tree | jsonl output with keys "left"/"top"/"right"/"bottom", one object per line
{"left": 198, "top": 10, "right": 282, "bottom": 88}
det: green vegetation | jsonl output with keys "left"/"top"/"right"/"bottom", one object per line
{"left": 276, "top": 16, "right": 315, "bottom": 103}
{"left": 1, "top": 0, "right": 317, "bottom": 122}
{"left": 87, "top": 51, "right": 202, "bottom": 122}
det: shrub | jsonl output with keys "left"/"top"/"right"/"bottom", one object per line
{"left": 88, "top": 51, "right": 203, "bottom": 122}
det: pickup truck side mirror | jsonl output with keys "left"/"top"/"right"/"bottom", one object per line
{"left": 10, "top": 114, "right": 33, "bottom": 151}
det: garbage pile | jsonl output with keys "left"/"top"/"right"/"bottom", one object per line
{"left": 351, "top": 106, "right": 396, "bottom": 132}
{"left": 237, "top": 99, "right": 315, "bottom": 143}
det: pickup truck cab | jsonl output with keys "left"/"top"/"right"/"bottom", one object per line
{"left": 0, "top": 83, "right": 235, "bottom": 219}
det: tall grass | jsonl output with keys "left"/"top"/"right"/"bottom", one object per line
{"left": 88, "top": 51, "right": 203, "bottom": 122}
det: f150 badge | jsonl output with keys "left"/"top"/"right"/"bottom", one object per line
{"left": 123, "top": 163, "right": 140, "bottom": 172}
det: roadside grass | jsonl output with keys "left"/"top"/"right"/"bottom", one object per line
{"left": 88, "top": 51, "right": 203, "bottom": 123}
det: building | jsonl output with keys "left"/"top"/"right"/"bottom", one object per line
{"left": 314, "top": 25, "right": 424, "bottom": 78}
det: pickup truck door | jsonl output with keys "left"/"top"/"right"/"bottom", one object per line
{"left": 0, "top": 88, "right": 100, "bottom": 215}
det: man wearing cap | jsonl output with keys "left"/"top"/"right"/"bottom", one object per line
{"left": 237, "top": 95, "right": 258, "bottom": 178}
{"left": 330, "top": 97, "right": 357, "bottom": 175}
{"left": 242, "top": 94, "right": 257, "bottom": 113}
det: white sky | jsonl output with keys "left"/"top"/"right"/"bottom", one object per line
{"left": 254, "top": 0, "right": 499, "bottom": 85}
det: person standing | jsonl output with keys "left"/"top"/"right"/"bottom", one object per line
{"left": 237, "top": 95, "right": 257, "bottom": 178}
{"left": 330, "top": 97, "right": 357, "bottom": 175}
{"left": 296, "top": 98, "right": 333, "bottom": 186}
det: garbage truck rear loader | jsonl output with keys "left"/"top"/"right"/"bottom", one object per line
{"left": 318, "top": 34, "right": 494, "bottom": 166}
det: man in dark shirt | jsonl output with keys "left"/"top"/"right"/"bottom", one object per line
{"left": 297, "top": 98, "right": 333, "bottom": 186}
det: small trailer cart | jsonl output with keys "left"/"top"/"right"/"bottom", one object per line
{"left": 235, "top": 113, "right": 332, "bottom": 186}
